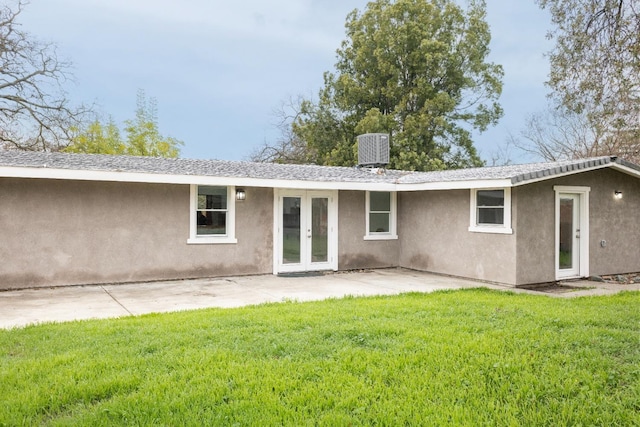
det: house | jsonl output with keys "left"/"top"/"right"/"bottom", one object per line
{"left": 0, "top": 150, "right": 638, "bottom": 290}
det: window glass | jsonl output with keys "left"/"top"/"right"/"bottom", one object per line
{"left": 311, "top": 197, "right": 328, "bottom": 263}
{"left": 476, "top": 190, "right": 504, "bottom": 225}
{"left": 370, "top": 191, "right": 391, "bottom": 211}
{"left": 478, "top": 208, "right": 504, "bottom": 225}
{"left": 198, "top": 186, "right": 227, "bottom": 210}
{"left": 370, "top": 213, "right": 390, "bottom": 233}
{"left": 477, "top": 190, "right": 504, "bottom": 207}
{"left": 282, "top": 197, "right": 301, "bottom": 264}
{"left": 197, "top": 186, "right": 227, "bottom": 235}
{"left": 558, "top": 198, "right": 574, "bottom": 269}
{"left": 368, "top": 191, "right": 392, "bottom": 234}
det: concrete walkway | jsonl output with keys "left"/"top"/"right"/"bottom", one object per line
{"left": 1, "top": 268, "right": 637, "bottom": 329}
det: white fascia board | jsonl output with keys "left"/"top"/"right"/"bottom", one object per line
{"left": 225, "top": 178, "right": 398, "bottom": 192}
{"left": 611, "top": 163, "right": 640, "bottom": 178}
{"left": 0, "top": 166, "right": 202, "bottom": 185}
{"left": 0, "top": 165, "right": 514, "bottom": 191}
{"left": 397, "top": 179, "right": 513, "bottom": 191}
{"left": 0, "top": 166, "right": 400, "bottom": 191}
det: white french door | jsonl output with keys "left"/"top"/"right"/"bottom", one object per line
{"left": 274, "top": 190, "right": 338, "bottom": 273}
{"left": 555, "top": 186, "right": 590, "bottom": 280}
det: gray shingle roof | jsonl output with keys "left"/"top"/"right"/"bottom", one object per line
{"left": 0, "top": 150, "right": 637, "bottom": 187}
{"left": 396, "top": 156, "right": 636, "bottom": 184}
{"left": 0, "top": 150, "right": 404, "bottom": 183}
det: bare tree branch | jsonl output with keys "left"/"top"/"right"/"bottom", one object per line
{"left": 511, "top": 104, "right": 640, "bottom": 163}
{"left": 537, "top": 0, "right": 639, "bottom": 152}
{"left": 247, "top": 95, "right": 313, "bottom": 164}
{"left": 0, "top": 0, "right": 90, "bottom": 151}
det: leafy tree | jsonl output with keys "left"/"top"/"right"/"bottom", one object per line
{"left": 535, "top": 0, "right": 639, "bottom": 160}
{"left": 267, "top": 0, "right": 503, "bottom": 171}
{"left": 0, "top": 1, "right": 89, "bottom": 151}
{"left": 66, "top": 119, "right": 124, "bottom": 155}
{"left": 66, "top": 91, "right": 183, "bottom": 158}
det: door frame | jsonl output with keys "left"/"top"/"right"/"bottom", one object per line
{"left": 554, "top": 186, "right": 590, "bottom": 280}
{"left": 272, "top": 189, "right": 339, "bottom": 274}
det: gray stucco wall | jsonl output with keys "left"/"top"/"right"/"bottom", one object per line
{"left": 2, "top": 168, "right": 635, "bottom": 290}
{"left": 398, "top": 190, "right": 518, "bottom": 285}
{"left": 338, "top": 190, "right": 400, "bottom": 269}
{"left": 513, "top": 183, "right": 556, "bottom": 285}
{"left": 0, "top": 178, "right": 273, "bottom": 289}
{"left": 515, "top": 168, "right": 640, "bottom": 285}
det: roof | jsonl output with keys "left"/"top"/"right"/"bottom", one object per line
{"left": 0, "top": 150, "right": 638, "bottom": 191}
{"left": 396, "top": 156, "right": 640, "bottom": 186}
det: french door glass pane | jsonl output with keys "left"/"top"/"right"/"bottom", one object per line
{"left": 282, "top": 197, "right": 301, "bottom": 264}
{"left": 311, "top": 198, "right": 328, "bottom": 263}
{"left": 559, "top": 198, "right": 574, "bottom": 269}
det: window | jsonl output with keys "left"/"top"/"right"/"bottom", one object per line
{"left": 188, "top": 185, "right": 237, "bottom": 244}
{"left": 469, "top": 188, "right": 512, "bottom": 234}
{"left": 365, "top": 191, "right": 397, "bottom": 240}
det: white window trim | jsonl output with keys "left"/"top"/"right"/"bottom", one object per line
{"left": 468, "top": 188, "right": 513, "bottom": 234}
{"left": 187, "top": 184, "right": 237, "bottom": 244}
{"left": 364, "top": 191, "right": 398, "bottom": 240}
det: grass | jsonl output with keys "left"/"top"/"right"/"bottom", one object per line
{"left": 1, "top": 289, "right": 639, "bottom": 426}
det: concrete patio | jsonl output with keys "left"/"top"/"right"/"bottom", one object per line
{"left": 1, "top": 268, "right": 637, "bottom": 329}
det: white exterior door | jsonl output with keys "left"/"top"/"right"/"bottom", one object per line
{"left": 274, "top": 190, "right": 338, "bottom": 273}
{"left": 555, "top": 186, "right": 590, "bottom": 280}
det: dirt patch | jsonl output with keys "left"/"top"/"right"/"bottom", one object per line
{"left": 519, "top": 283, "right": 586, "bottom": 294}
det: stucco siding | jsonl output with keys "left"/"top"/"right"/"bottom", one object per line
{"left": 515, "top": 168, "right": 640, "bottom": 285}
{"left": 337, "top": 191, "right": 399, "bottom": 269}
{"left": 514, "top": 184, "right": 557, "bottom": 285}
{"left": 588, "top": 169, "right": 640, "bottom": 275}
{"left": 0, "top": 178, "right": 273, "bottom": 289}
{"left": 398, "top": 190, "right": 517, "bottom": 285}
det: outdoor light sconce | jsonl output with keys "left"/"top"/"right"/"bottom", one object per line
{"left": 614, "top": 190, "right": 623, "bottom": 199}
{"left": 236, "top": 188, "right": 246, "bottom": 201}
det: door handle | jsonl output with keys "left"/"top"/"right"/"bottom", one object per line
{"left": 307, "top": 229, "right": 312, "bottom": 238}
{"left": 575, "top": 228, "right": 580, "bottom": 239}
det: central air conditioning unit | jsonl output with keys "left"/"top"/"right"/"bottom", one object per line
{"left": 357, "top": 133, "right": 390, "bottom": 167}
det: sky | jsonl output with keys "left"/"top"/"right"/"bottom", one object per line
{"left": 19, "top": 0, "right": 553, "bottom": 164}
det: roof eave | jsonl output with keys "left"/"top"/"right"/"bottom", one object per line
{"left": 0, "top": 166, "right": 400, "bottom": 191}
{"left": 611, "top": 160, "right": 640, "bottom": 178}
{"left": 394, "top": 179, "right": 514, "bottom": 191}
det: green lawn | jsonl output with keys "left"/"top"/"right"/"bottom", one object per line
{"left": 1, "top": 289, "right": 638, "bottom": 426}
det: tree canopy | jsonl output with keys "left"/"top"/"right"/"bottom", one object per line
{"left": 66, "top": 91, "right": 183, "bottom": 158}
{"left": 257, "top": 0, "right": 503, "bottom": 171}
{"left": 534, "top": 0, "right": 639, "bottom": 162}
{"left": 0, "top": 1, "right": 88, "bottom": 151}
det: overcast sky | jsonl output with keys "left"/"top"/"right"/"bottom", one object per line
{"left": 20, "top": 0, "right": 553, "bottom": 164}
